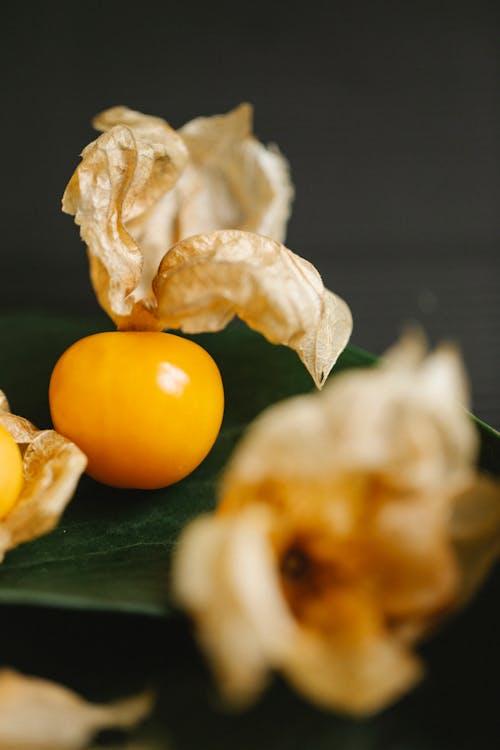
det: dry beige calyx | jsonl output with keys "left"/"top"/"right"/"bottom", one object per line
{"left": 172, "top": 334, "right": 500, "bottom": 715}
{"left": 0, "top": 668, "right": 153, "bottom": 749}
{"left": 0, "top": 391, "right": 86, "bottom": 559}
{"left": 63, "top": 104, "right": 352, "bottom": 387}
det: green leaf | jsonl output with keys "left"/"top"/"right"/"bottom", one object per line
{"left": 0, "top": 312, "right": 497, "bottom": 617}
{"left": 0, "top": 312, "right": 499, "bottom": 749}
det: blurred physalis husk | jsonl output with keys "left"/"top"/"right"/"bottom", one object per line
{"left": 62, "top": 105, "right": 352, "bottom": 387}
{"left": 0, "top": 668, "right": 153, "bottom": 749}
{"left": 0, "top": 391, "right": 86, "bottom": 560}
{"left": 172, "top": 332, "right": 500, "bottom": 716}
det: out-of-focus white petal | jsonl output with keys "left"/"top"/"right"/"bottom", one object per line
{"left": 283, "top": 631, "right": 422, "bottom": 716}
{"left": 174, "top": 333, "right": 499, "bottom": 716}
{"left": 172, "top": 506, "right": 296, "bottom": 705}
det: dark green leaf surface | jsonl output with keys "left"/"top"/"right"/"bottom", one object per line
{"left": 0, "top": 312, "right": 378, "bottom": 615}
{"left": 0, "top": 312, "right": 499, "bottom": 749}
{"left": 0, "top": 313, "right": 497, "bottom": 617}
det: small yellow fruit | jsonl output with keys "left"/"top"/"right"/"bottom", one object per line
{"left": 0, "top": 423, "right": 23, "bottom": 518}
{"left": 49, "top": 331, "right": 224, "bottom": 489}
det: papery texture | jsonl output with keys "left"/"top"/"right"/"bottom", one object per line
{"left": 63, "top": 104, "right": 292, "bottom": 329}
{"left": 63, "top": 106, "right": 352, "bottom": 386}
{"left": 92, "top": 103, "right": 293, "bottom": 252}
{"left": 63, "top": 108, "right": 188, "bottom": 328}
{"left": 449, "top": 476, "right": 500, "bottom": 605}
{"left": 176, "top": 103, "right": 293, "bottom": 243}
{"left": 172, "top": 334, "right": 500, "bottom": 715}
{"left": 172, "top": 506, "right": 297, "bottom": 704}
{"left": 0, "top": 669, "right": 153, "bottom": 749}
{"left": 154, "top": 231, "right": 352, "bottom": 387}
{"left": 0, "top": 391, "right": 87, "bottom": 559}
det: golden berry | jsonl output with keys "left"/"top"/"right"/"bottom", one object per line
{"left": 0, "top": 423, "right": 23, "bottom": 518}
{"left": 49, "top": 332, "right": 224, "bottom": 489}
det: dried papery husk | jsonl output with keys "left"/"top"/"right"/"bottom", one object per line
{"left": 62, "top": 106, "right": 352, "bottom": 386}
{"left": 154, "top": 230, "right": 352, "bottom": 388}
{"left": 173, "top": 333, "right": 500, "bottom": 715}
{"left": 64, "top": 103, "right": 292, "bottom": 329}
{"left": 172, "top": 505, "right": 298, "bottom": 706}
{"left": 0, "top": 669, "right": 153, "bottom": 749}
{"left": 92, "top": 103, "right": 293, "bottom": 253}
{"left": 449, "top": 475, "right": 500, "bottom": 606}
{"left": 220, "top": 336, "right": 477, "bottom": 491}
{"left": 175, "top": 103, "right": 293, "bottom": 242}
{"left": 63, "top": 111, "right": 188, "bottom": 329}
{"left": 172, "top": 503, "right": 424, "bottom": 716}
{"left": 282, "top": 627, "right": 423, "bottom": 716}
{"left": 0, "top": 391, "right": 87, "bottom": 560}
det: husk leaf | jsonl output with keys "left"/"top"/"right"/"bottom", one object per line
{"left": 173, "top": 333, "right": 500, "bottom": 715}
{"left": 0, "top": 391, "right": 87, "bottom": 560}
{"left": 154, "top": 230, "right": 352, "bottom": 388}
{"left": 63, "top": 106, "right": 351, "bottom": 386}
{"left": 62, "top": 109, "right": 188, "bottom": 328}
{"left": 176, "top": 103, "right": 293, "bottom": 243}
{"left": 0, "top": 668, "right": 153, "bottom": 749}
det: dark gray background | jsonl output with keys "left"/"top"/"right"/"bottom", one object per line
{"left": 1, "top": 0, "right": 498, "bottom": 424}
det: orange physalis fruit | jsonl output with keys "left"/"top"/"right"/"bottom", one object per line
{"left": 49, "top": 332, "right": 224, "bottom": 489}
{"left": 0, "top": 423, "right": 23, "bottom": 518}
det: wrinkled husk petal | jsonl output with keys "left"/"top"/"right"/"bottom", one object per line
{"left": 0, "top": 669, "right": 153, "bottom": 749}
{"left": 63, "top": 108, "right": 188, "bottom": 329}
{"left": 220, "top": 336, "right": 477, "bottom": 491}
{"left": 154, "top": 230, "right": 352, "bottom": 387}
{"left": 64, "top": 103, "right": 292, "bottom": 329}
{"left": 449, "top": 475, "right": 500, "bottom": 606}
{"left": 63, "top": 106, "right": 351, "bottom": 385}
{"left": 282, "top": 629, "right": 422, "bottom": 716}
{"left": 0, "top": 392, "right": 87, "bottom": 559}
{"left": 172, "top": 506, "right": 297, "bottom": 706}
{"left": 92, "top": 103, "right": 293, "bottom": 253}
{"left": 173, "top": 334, "right": 500, "bottom": 715}
{"left": 176, "top": 103, "right": 293, "bottom": 242}
{"left": 172, "top": 507, "right": 422, "bottom": 715}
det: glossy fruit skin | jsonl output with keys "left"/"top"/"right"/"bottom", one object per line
{"left": 0, "top": 423, "right": 23, "bottom": 518}
{"left": 49, "top": 332, "right": 224, "bottom": 489}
